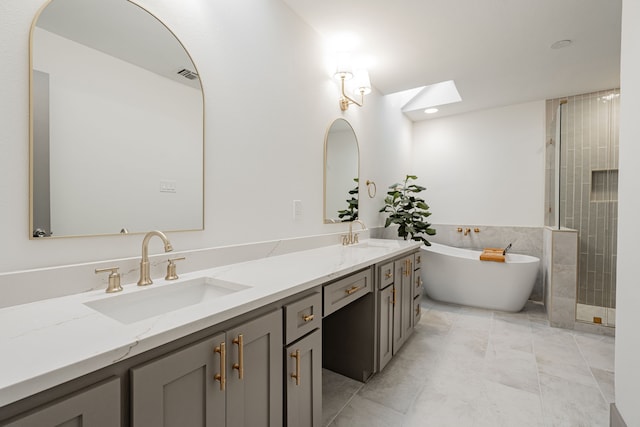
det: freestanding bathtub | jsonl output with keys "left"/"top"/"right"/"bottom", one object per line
{"left": 420, "top": 243, "right": 540, "bottom": 312}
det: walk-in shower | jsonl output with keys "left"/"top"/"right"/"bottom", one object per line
{"left": 545, "top": 89, "right": 620, "bottom": 328}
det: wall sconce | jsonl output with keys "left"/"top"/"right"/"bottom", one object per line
{"left": 334, "top": 65, "right": 371, "bottom": 111}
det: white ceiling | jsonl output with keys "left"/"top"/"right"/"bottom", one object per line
{"left": 282, "top": 0, "right": 622, "bottom": 121}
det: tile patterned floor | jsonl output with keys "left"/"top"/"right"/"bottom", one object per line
{"left": 323, "top": 296, "right": 615, "bottom": 427}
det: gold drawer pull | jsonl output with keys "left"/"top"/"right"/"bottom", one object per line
{"left": 214, "top": 342, "right": 226, "bottom": 391}
{"left": 391, "top": 287, "right": 396, "bottom": 306}
{"left": 232, "top": 334, "right": 244, "bottom": 380}
{"left": 404, "top": 259, "right": 412, "bottom": 277}
{"left": 302, "top": 314, "right": 315, "bottom": 322}
{"left": 291, "top": 350, "right": 301, "bottom": 386}
{"left": 385, "top": 269, "right": 392, "bottom": 279}
{"left": 345, "top": 286, "right": 361, "bottom": 295}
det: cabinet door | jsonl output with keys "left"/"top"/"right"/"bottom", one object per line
{"left": 5, "top": 378, "right": 120, "bottom": 427}
{"left": 285, "top": 329, "right": 322, "bottom": 427}
{"left": 377, "top": 285, "right": 394, "bottom": 371}
{"left": 393, "top": 257, "right": 414, "bottom": 354}
{"left": 131, "top": 333, "right": 225, "bottom": 427}
{"left": 413, "top": 267, "right": 423, "bottom": 301}
{"left": 226, "top": 310, "right": 283, "bottom": 427}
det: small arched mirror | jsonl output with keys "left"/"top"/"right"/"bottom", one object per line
{"left": 30, "top": 0, "right": 204, "bottom": 238}
{"left": 324, "top": 118, "right": 360, "bottom": 223}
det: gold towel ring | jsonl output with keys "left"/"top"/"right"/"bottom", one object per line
{"left": 366, "top": 180, "right": 377, "bottom": 198}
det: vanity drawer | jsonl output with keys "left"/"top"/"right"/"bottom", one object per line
{"left": 323, "top": 269, "right": 372, "bottom": 317}
{"left": 413, "top": 268, "right": 423, "bottom": 299}
{"left": 284, "top": 292, "right": 322, "bottom": 344}
{"left": 378, "top": 261, "right": 394, "bottom": 289}
{"left": 414, "top": 252, "right": 423, "bottom": 269}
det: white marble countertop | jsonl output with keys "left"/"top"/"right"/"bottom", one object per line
{"left": 0, "top": 239, "right": 420, "bottom": 407}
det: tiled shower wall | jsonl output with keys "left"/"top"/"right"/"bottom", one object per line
{"left": 545, "top": 89, "right": 620, "bottom": 309}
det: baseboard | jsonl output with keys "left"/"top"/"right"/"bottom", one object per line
{"left": 611, "top": 403, "right": 627, "bottom": 427}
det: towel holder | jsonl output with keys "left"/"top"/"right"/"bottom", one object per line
{"left": 366, "top": 180, "right": 377, "bottom": 198}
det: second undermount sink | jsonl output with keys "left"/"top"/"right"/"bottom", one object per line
{"left": 84, "top": 277, "right": 250, "bottom": 324}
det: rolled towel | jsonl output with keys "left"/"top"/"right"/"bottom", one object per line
{"left": 484, "top": 247, "right": 505, "bottom": 253}
{"left": 480, "top": 250, "right": 505, "bottom": 262}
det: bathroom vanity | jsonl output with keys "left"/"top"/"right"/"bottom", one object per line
{"left": 0, "top": 239, "right": 421, "bottom": 426}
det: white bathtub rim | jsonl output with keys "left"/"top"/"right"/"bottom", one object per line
{"left": 420, "top": 242, "right": 540, "bottom": 312}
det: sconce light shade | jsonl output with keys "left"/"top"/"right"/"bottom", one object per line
{"left": 352, "top": 69, "right": 371, "bottom": 96}
{"left": 334, "top": 52, "right": 354, "bottom": 80}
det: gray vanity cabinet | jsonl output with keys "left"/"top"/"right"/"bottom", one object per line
{"left": 131, "top": 310, "right": 282, "bottom": 427}
{"left": 131, "top": 334, "right": 224, "bottom": 426}
{"left": 283, "top": 292, "right": 322, "bottom": 427}
{"left": 392, "top": 255, "right": 414, "bottom": 354}
{"left": 377, "top": 283, "right": 395, "bottom": 370}
{"left": 285, "top": 329, "right": 322, "bottom": 427}
{"left": 226, "top": 311, "right": 283, "bottom": 427}
{"left": 377, "top": 252, "right": 418, "bottom": 372}
{"left": 4, "top": 378, "right": 120, "bottom": 427}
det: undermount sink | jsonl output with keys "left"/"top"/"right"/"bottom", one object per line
{"left": 84, "top": 277, "right": 250, "bottom": 324}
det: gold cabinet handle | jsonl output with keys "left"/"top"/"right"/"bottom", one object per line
{"left": 302, "top": 314, "right": 315, "bottom": 322}
{"left": 404, "top": 259, "right": 412, "bottom": 277}
{"left": 214, "top": 342, "right": 226, "bottom": 391}
{"left": 416, "top": 255, "right": 421, "bottom": 264}
{"left": 345, "top": 286, "right": 361, "bottom": 295}
{"left": 290, "top": 350, "right": 301, "bottom": 386}
{"left": 416, "top": 305, "right": 421, "bottom": 316}
{"left": 385, "top": 269, "right": 392, "bottom": 279}
{"left": 232, "top": 334, "right": 244, "bottom": 380}
{"left": 391, "top": 287, "right": 396, "bottom": 306}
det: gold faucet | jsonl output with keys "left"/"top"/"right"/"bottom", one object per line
{"left": 342, "top": 220, "right": 367, "bottom": 245}
{"left": 138, "top": 230, "right": 173, "bottom": 286}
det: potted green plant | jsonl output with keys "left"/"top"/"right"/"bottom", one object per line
{"left": 380, "top": 175, "right": 436, "bottom": 245}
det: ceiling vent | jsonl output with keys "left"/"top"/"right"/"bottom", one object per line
{"left": 177, "top": 68, "right": 198, "bottom": 80}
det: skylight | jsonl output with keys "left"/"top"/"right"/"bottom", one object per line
{"left": 400, "top": 80, "right": 462, "bottom": 113}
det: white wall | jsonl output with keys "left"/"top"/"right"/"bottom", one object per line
{"left": 614, "top": 0, "right": 640, "bottom": 425}
{"left": 411, "top": 101, "right": 546, "bottom": 226}
{"left": 0, "top": 0, "right": 412, "bottom": 273}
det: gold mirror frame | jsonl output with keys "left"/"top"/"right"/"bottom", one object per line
{"left": 323, "top": 118, "right": 360, "bottom": 224}
{"left": 29, "top": 0, "right": 205, "bottom": 239}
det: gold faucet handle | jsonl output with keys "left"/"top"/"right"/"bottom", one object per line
{"left": 165, "top": 257, "right": 186, "bottom": 280}
{"left": 95, "top": 267, "right": 123, "bottom": 293}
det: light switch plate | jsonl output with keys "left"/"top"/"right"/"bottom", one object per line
{"left": 293, "top": 200, "right": 302, "bottom": 220}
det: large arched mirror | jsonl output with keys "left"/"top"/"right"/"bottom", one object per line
{"left": 324, "top": 118, "right": 359, "bottom": 223}
{"left": 30, "top": 0, "right": 204, "bottom": 238}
